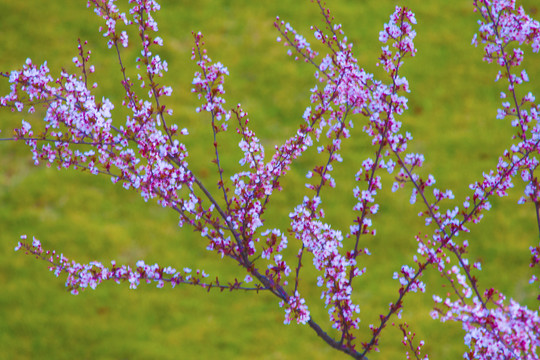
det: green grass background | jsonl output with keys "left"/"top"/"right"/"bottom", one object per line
{"left": 0, "top": 0, "right": 539, "bottom": 359}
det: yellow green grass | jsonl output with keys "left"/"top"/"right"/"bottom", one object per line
{"left": 1, "top": 0, "right": 539, "bottom": 359}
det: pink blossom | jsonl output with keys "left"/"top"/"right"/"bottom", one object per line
{"left": 3, "top": 0, "right": 540, "bottom": 359}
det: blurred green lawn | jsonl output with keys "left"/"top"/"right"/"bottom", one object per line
{"left": 0, "top": 0, "right": 539, "bottom": 359}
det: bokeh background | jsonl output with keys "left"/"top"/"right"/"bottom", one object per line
{"left": 1, "top": 0, "right": 539, "bottom": 359}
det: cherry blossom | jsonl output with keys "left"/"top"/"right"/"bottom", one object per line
{"left": 2, "top": 0, "right": 539, "bottom": 359}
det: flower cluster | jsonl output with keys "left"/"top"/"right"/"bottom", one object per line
{"left": 433, "top": 290, "right": 540, "bottom": 360}
{"left": 280, "top": 291, "right": 311, "bottom": 325}
{"left": 15, "top": 235, "right": 264, "bottom": 294}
